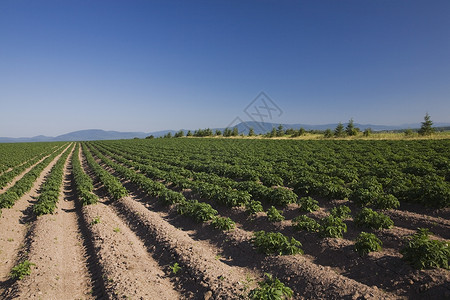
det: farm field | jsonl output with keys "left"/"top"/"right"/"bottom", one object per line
{"left": 0, "top": 138, "right": 449, "bottom": 299}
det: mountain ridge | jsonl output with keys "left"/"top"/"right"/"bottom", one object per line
{"left": 1, "top": 122, "right": 449, "bottom": 143}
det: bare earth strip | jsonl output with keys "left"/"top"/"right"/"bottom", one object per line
{"left": 13, "top": 149, "right": 94, "bottom": 299}
{"left": 0, "top": 144, "right": 71, "bottom": 293}
{"left": 81, "top": 198, "right": 180, "bottom": 299}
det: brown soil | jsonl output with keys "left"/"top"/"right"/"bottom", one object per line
{"left": 12, "top": 147, "right": 94, "bottom": 299}
{"left": 0, "top": 144, "right": 72, "bottom": 298}
{"left": 1, "top": 142, "right": 449, "bottom": 299}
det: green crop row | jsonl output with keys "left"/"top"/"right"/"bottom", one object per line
{"left": 34, "top": 144, "right": 74, "bottom": 215}
{"left": 71, "top": 144, "right": 98, "bottom": 206}
{"left": 0, "top": 144, "right": 68, "bottom": 209}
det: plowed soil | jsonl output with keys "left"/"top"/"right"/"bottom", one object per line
{"left": 0, "top": 143, "right": 449, "bottom": 299}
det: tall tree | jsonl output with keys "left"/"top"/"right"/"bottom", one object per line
{"left": 334, "top": 122, "right": 345, "bottom": 137}
{"left": 248, "top": 127, "right": 255, "bottom": 136}
{"left": 418, "top": 113, "right": 435, "bottom": 136}
{"left": 346, "top": 118, "right": 358, "bottom": 136}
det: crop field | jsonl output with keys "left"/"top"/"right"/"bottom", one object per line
{"left": 0, "top": 138, "right": 449, "bottom": 299}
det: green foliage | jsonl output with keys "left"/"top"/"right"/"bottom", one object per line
{"left": 211, "top": 216, "right": 235, "bottom": 231}
{"left": 318, "top": 215, "right": 347, "bottom": 238}
{"left": 330, "top": 205, "right": 351, "bottom": 219}
{"left": 10, "top": 260, "right": 35, "bottom": 280}
{"left": 401, "top": 228, "right": 450, "bottom": 269}
{"left": 169, "top": 262, "right": 182, "bottom": 275}
{"left": 354, "top": 232, "right": 382, "bottom": 256}
{"left": 91, "top": 216, "right": 101, "bottom": 225}
{"left": 418, "top": 113, "right": 435, "bottom": 136}
{"left": 252, "top": 231, "right": 303, "bottom": 256}
{"left": 292, "top": 215, "right": 320, "bottom": 232}
{"left": 334, "top": 122, "right": 345, "bottom": 137}
{"left": 249, "top": 273, "right": 293, "bottom": 300}
{"left": 266, "top": 206, "right": 285, "bottom": 222}
{"left": 323, "top": 129, "right": 333, "bottom": 138}
{"left": 363, "top": 128, "right": 372, "bottom": 137}
{"left": 246, "top": 200, "right": 264, "bottom": 215}
{"left": 297, "top": 196, "right": 319, "bottom": 212}
{"left": 354, "top": 208, "right": 394, "bottom": 230}
{"left": 269, "top": 188, "right": 297, "bottom": 206}
{"left": 34, "top": 144, "right": 74, "bottom": 216}
{"left": 346, "top": 118, "right": 358, "bottom": 136}
{"left": 177, "top": 200, "right": 218, "bottom": 223}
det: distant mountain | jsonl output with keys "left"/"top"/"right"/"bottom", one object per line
{"left": 1, "top": 121, "right": 449, "bottom": 143}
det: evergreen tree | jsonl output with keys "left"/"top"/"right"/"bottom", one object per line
{"left": 223, "top": 128, "right": 232, "bottom": 137}
{"left": 418, "top": 113, "right": 435, "bottom": 136}
{"left": 334, "top": 122, "right": 345, "bottom": 137}
{"left": 174, "top": 130, "right": 184, "bottom": 138}
{"left": 276, "top": 125, "right": 284, "bottom": 137}
{"left": 324, "top": 129, "right": 333, "bottom": 138}
{"left": 346, "top": 118, "right": 358, "bottom": 136}
{"left": 232, "top": 127, "right": 239, "bottom": 136}
{"left": 248, "top": 127, "right": 255, "bottom": 136}
{"left": 186, "top": 130, "right": 192, "bottom": 137}
{"left": 215, "top": 129, "right": 222, "bottom": 136}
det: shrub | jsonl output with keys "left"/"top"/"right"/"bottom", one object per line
{"left": 252, "top": 231, "right": 303, "bottom": 256}
{"left": 354, "top": 232, "right": 382, "bottom": 256}
{"left": 319, "top": 215, "right": 347, "bottom": 238}
{"left": 249, "top": 273, "right": 293, "bottom": 300}
{"left": 330, "top": 205, "right": 351, "bottom": 219}
{"left": 211, "top": 216, "right": 235, "bottom": 231}
{"left": 297, "top": 196, "right": 319, "bottom": 212}
{"left": 292, "top": 215, "right": 320, "bottom": 233}
{"left": 354, "top": 208, "right": 394, "bottom": 230}
{"left": 401, "top": 228, "right": 450, "bottom": 269}
{"left": 267, "top": 206, "right": 285, "bottom": 222}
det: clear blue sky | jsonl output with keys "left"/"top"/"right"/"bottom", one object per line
{"left": 1, "top": 0, "right": 449, "bottom": 137}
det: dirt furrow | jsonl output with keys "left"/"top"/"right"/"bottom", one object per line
{"left": 80, "top": 197, "right": 180, "bottom": 299}
{"left": 88, "top": 154, "right": 391, "bottom": 299}
{"left": 113, "top": 196, "right": 260, "bottom": 299}
{"left": 11, "top": 149, "right": 94, "bottom": 299}
{"left": 0, "top": 144, "right": 72, "bottom": 295}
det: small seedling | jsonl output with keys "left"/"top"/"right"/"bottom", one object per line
{"left": 113, "top": 227, "right": 120, "bottom": 233}
{"left": 249, "top": 273, "right": 293, "bottom": 299}
{"left": 91, "top": 216, "right": 101, "bottom": 225}
{"left": 169, "top": 262, "right": 181, "bottom": 275}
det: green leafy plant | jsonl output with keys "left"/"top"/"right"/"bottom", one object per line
{"left": 211, "top": 216, "right": 235, "bottom": 231}
{"left": 169, "top": 262, "right": 182, "bottom": 275}
{"left": 354, "top": 232, "right": 382, "bottom": 256}
{"left": 10, "top": 260, "right": 35, "bottom": 280}
{"left": 91, "top": 216, "right": 101, "bottom": 225}
{"left": 249, "top": 273, "right": 293, "bottom": 300}
{"left": 354, "top": 208, "right": 394, "bottom": 230}
{"left": 329, "top": 205, "right": 351, "bottom": 219}
{"left": 297, "top": 196, "right": 319, "bottom": 212}
{"left": 266, "top": 206, "right": 285, "bottom": 222}
{"left": 252, "top": 231, "right": 303, "bottom": 256}
{"left": 318, "top": 215, "right": 347, "bottom": 238}
{"left": 246, "top": 200, "right": 264, "bottom": 215}
{"left": 292, "top": 215, "right": 320, "bottom": 233}
{"left": 400, "top": 228, "right": 450, "bottom": 269}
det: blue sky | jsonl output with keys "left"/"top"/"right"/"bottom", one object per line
{"left": 1, "top": 0, "right": 449, "bottom": 137}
